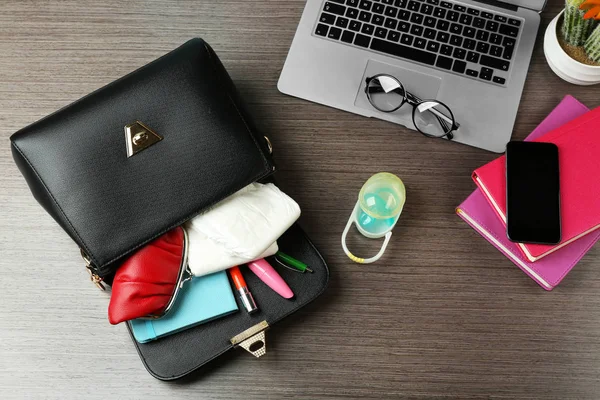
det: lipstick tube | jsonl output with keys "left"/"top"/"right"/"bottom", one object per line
{"left": 228, "top": 266, "right": 258, "bottom": 313}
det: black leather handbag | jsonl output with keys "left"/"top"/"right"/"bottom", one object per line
{"left": 10, "top": 38, "right": 329, "bottom": 380}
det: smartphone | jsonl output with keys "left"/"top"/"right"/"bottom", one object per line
{"left": 506, "top": 141, "right": 561, "bottom": 244}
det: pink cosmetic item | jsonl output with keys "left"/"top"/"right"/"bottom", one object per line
{"left": 248, "top": 259, "right": 294, "bottom": 299}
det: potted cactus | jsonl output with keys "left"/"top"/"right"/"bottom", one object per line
{"left": 544, "top": 0, "right": 600, "bottom": 85}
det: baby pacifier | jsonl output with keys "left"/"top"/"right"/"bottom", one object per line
{"left": 341, "top": 172, "right": 406, "bottom": 264}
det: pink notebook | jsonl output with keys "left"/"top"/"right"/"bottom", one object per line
{"left": 472, "top": 103, "right": 600, "bottom": 262}
{"left": 457, "top": 96, "right": 600, "bottom": 290}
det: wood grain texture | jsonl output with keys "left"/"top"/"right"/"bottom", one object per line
{"left": 1, "top": 0, "right": 599, "bottom": 398}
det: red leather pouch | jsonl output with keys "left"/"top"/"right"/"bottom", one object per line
{"left": 108, "top": 227, "right": 190, "bottom": 325}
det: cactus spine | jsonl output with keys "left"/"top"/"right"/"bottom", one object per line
{"left": 584, "top": 24, "right": 600, "bottom": 61}
{"left": 563, "top": 0, "right": 598, "bottom": 46}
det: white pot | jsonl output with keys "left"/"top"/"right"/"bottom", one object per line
{"left": 543, "top": 10, "right": 600, "bottom": 85}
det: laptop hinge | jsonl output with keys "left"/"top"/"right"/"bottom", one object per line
{"left": 473, "top": 0, "right": 518, "bottom": 11}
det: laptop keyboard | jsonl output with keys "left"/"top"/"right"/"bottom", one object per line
{"left": 314, "top": 0, "right": 522, "bottom": 86}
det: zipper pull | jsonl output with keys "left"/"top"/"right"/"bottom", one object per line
{"left": 80, "top": 249, "right": 105, "bottom": 291}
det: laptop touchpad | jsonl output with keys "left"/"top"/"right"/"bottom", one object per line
{"left": 354, "top": 60, "right": 442, "bottom": 128}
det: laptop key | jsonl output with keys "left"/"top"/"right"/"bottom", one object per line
{"left": 336, "top": 17, "right": 350, "bottom": 28}
{"left": 362, "top": 23, "right": 375, "bottom": 34}
{"left": 427, "top": 41, "right": 440, "bottom": 52}
{"left": 415, "top": 38, "right": 427, "bottom": 48}
{"left": 375, "top": 27, "right": 388, "bottom": 38}
{"left": 346, "top": 8, "right": 359, "bottom": 18}
{"left": 440, "top": 44, "right": 453, "bottom": 55}
{"left": 473, "top": 17, "right": 485, "bottom": 28}
{"left": 436, "top": 56, "right": 453, "bottom": 69}
{"left": 503, "top": 36, "right": 516, "bottom": 47}
{"left": 503, "top": 45, "right": 515, "bottom": 60}
{"left": 400, "top": 33, "right": 414, "bottom": 45}
{"left": 453, "top": 60, "right": 467, "bottom": 73}
{"left": 434, "top": 7, "right": 446, "bottom": 18}
{"left": 479, "top": 67, "right": 493, "bottom": 80}
{"left": 463, "top": 27, "right": 476, "bottom": 37}
{"left": 447, "top": 10, "right": 459, "bottom": 21}
{"left": 486, "top": 21, "right": 499, "bottom": 32}
{"left": 476, "top": 30, "right": 489, "bottom": 41}
{"left": 408, "top": 1, "right": 420, "bottom": 11}
{"left": 450, "top": 23, "right": 462, "bottom": 35}
{"left": 383, "top": 0, "right": 395, "bottom": 4}
{"left": 467, "top": 8, "right": 480, "bottom": 16}
{"left": 424, "top": 28, "right": 436, "bottom": 38}
{"left": 385, "top": 18, "right": 398, "bottom": 29}
{"left": 499, "top": 23, "right": 519, "bottom": 37}
{"left": 325, "top": 2, "right": 347, "bottom": 15}
{"left": 437, "top": 20, "right": 450, "bottom": 31}
{"left": 349, "top": 20, "right": 362, "bottom": 31}
{"left": 467, "top": 51, "right": 479, "bottom": 63}
{"left": 494, "top": 15, "right": 507, "bottom": 23}
{"left": 398, "top": 22, "right": 411, "bottom": 32}
{"left": 315, "top": 23, "right": 329, "bottom": 36}
{"left": 490, "top": 33, "right": 502, "bottom": 45}
{"left": 354, "top": 33, "right": 371, "bottom": 47}
{"left": 359, "top": 0, "right": 372, "bottom": 10}
{"left": 341, "top": 30, "right": 355, "bottom": 43}
{"left": 388, "top": 30, "right": 401, "bottom": 42}
{"left": 385, "top": 6, "right": 398, "bottom": 17}
{"left": 441, "top": 1, "right": 453, "bottom": 8}
{"left": 424, "top": 16, "right": 437, "bottom": 27}
{"left": 493, "top": 76, "right": 506, "bottom": 84}
{"left": 359, "top": 11, "right": 372, "bottom": 22}
{"left": 372, "top": 14, "right": 385, "bottom": 25}
{"left": 421, "top": 4, "right": 434, "bottom": 14}
{"left": 481, "top": 11, "right": 493, "bottom": 19}
{"left": 463, "top": 38, "right": 476, "bottom": 50}
{"left": 453, "top": 4, "right": 466, "bottom": 12}
{"left": 395, "top": 0, "right": 407, "bottom": 7}
{"left": 320, "top": 13, "right": 337, "bottom": 24}
{"left": 411, "top": 25, "right": 424, "bottom": 36}
{"left": 476, "top": 42, "right": 490, "bottom": 54}
{"left": 490, "top": 45, "right": 503, "bottom": 57}
{"left": 411, "top": 13, "right": 424, "bottom": 24}
{"left": 437, "top": 31, "right": 450, "bottom": 43}
{"left": 370, "top": 38, "right": 437, "bottom": 65}
{"left": 466, "top": 69, "right": 478, "bottom": 77}
{"left": 508, "top": 18, "right": 521, "bottom": 27}
{"left": 373, "top": 3, "right": 385, "bottom": 13}
{"left": 450, "top": 35, "right": 463, "bottom": 46}
{"left": 398, "top": 10, "right": 411, "bottom": 20}
{"left": 459, "top": 14, "right": 473, "bottom": 25}
{"left": 347, "top": 0, "right": 359, "bottom": 6}
{"left": 453, "top": 47, "right": 466, "bottom": 59}
{"left": 328, "top": 27, "right": 342, "bottom": 39}
{"left": 480, "top": 54, "right": 510, "bottom": 71}
{"left": 427, "top": 0, "right": 439, "bottom": 4}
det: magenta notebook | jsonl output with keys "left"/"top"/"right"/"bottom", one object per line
{"left": 457, "top": 96, "right": 599, "bottom": 290}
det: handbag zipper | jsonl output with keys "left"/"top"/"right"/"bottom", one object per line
{"left": 80, "top": 249, "right": 106, "bottom": 291}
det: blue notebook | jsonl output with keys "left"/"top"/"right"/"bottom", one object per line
{"left": 130, "top": 271, "right": 238, "bottom": 343}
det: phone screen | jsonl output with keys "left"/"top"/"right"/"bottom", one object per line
{"left": 506, "top": 141, "right": 561, "bottom": 244}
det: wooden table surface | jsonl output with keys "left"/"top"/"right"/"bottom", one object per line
{"left": 1, "top": 0, "right": 599, "bottom": 398}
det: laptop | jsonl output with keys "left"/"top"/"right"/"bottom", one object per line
{"left": 278, "top": 0, "right": 544, "bottom": 153}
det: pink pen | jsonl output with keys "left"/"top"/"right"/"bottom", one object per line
{"left": 248, "top": 259, "right": 294, "bottom": 299}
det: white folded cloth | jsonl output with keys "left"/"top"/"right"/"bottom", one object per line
{"left": 186, "top": 182, "right": 301, "bottom": 277}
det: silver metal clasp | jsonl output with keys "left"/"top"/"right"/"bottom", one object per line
{"left": 230, "top": 321, "right": 269, "bottom": 358}
{"left": 124, "top": 121, "right": 163, "bottom": 158}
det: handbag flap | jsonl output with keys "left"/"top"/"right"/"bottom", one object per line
{"left": 10, "top": 39, "right": 274, "bottom": 274}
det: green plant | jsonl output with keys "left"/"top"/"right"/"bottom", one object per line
{"left": 584, "top": 24, "right": 600, "bottom": 61}
{"left": 562, "top": 0, "right": 598, "bottom": 46}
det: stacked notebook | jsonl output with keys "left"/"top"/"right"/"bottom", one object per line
{"left": 457, "top": 96, "right": 600, "bottom": 290}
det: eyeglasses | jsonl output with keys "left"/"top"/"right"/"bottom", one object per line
{"left": 364, "top": 74, "right": 460, "bottom": 140}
